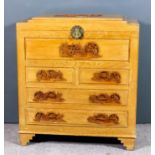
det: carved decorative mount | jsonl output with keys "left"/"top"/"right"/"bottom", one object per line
{"left": 88, "top": 113, "right": 119, "bottom": 124}
{"left": 34, "top": 112, "right": 65, "bottom": 122}
{"left": 36, "top": 70, "right": 65, "bottom": 81}
{"left": 33, "top": 91, "right": 64, "bottom": 102}
{"left": 92, "top": 71, "right": 121, "bottom": 83}
{"left": 59, "top": 42, "right": 100, "bottom": 58}
{"left": 89, "top": 93, "right": 120, "bottom": 104}
{"left": 54, "top": 14, "right": 103, "bottom": 17}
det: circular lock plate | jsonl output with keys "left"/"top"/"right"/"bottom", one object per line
{"left": 71, "top": 25, "right": 84, "bottom": 39}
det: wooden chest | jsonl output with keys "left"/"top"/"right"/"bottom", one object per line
{"left": 16, "top": 15, "right": 139, "bottom": 150}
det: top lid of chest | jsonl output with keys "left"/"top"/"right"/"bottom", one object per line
{"left": 27, "top": 14, "right": 138, "bottom": 23}
{"left": 17, "top": 14, "right": 139, "bottom": 32}
{"left": 31, "top": 14, "right": 124, "bottom": 20}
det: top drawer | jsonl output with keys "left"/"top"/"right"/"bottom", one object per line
{"left": 25, "top": 39, "right": 129, "bottom": 61}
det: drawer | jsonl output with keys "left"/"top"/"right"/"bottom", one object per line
{"left": 26, "top": 67, "right": 74, "bottom": 83}
{"left": 26, "top": 39, "right": 129, "bottom": 61}
{"left": 27, "top": 88, "right": 128, "bottom": 106}
{"left": 26, "top": 108, "right": 128, "bottom": 128}
{"left": 79, "top": 68, "right": 129, "bottom": 85}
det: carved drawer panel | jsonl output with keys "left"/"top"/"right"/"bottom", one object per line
{"left": 26, "top": 67, "right": 74, "bottom": 83}
{"left": 79, "top": 68, "right": 129, "bottom": 85}
{"left": 26, "top": 108, "right": 128, "bottom": 128}
{"left": 27, "top": 88, "right": 128, "bottom": 105}
{"left": 26, "top": 39, "right": 129, "bottom": 61}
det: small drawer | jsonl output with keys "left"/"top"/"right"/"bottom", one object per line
{"left": 27, "top": 88, "right": 128, "bottom": 106}
{"left": 26, "top": 108, "right": 128, "bottom": 128}
{"left": 79, "top": 68, "right": 129, "bottom": 85}
{"left": 26, "top": 39, "right": 129, "bottom": 61}
{"left": 26, "top": 67, "right": 74, "bottom": 84}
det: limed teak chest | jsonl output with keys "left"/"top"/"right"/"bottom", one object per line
{"left": 16, "top": 15, "right": 139, "bottom": 150}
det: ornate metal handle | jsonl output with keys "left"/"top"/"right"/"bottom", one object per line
{"left": 71, "top": 25, "right": 84, "bottom": 39}
{"left": 91, "top": 71, "right": 121, "bottom": 83}
{"left": 59, "top": 42, "right": 99, "bottom": 58}
{"left": 33, "top": 91, "right": 64, "bottom": 102}
{"left": 87, "top": 113, "right": 119, "bottom": 124}
{"left": 34, "top": 112, "right": 65, "bottom": 122}
{"left": 89, "top": 93, "right": 120, "bottom": 104}
{"left": 36, "top": 70, "right": 65, "bottom": 81}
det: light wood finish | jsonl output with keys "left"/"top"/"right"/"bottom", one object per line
{"left": 19, "top": 133, "right": 35, "bottom": 145}
{"left": 26, "top": 67, "right": 74, "bottom": 83}
{"left": 26, "top": 108, "right": 128, "bottom": 127}
{"left": 26, "top": 60, "right": 130, "bottom": 69}
{"left": 79, "top": 68, "right": 129, "bottom": 85}
{"left": 27, "top": 88, "right": 128, "bottom": 105}
{"left": 118, "top": 137, "right": 135, "bottom": 150}
{"left": 26, "top": 39, "right": 129, "bottom": 61}
{"left": 17, "top": 15, "right": 139, "bottom": 149}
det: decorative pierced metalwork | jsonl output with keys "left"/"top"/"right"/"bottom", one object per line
{"left": 71, "top": 25, "right": 84, "bottom": 39}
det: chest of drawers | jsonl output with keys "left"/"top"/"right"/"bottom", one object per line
{"left": 16, "top": 15, "right": 139, "bottom": 150}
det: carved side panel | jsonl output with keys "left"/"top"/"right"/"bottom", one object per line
{"left": 89, "top": 93, "right": 120, "bottom": 104}
{"left": 88, "top": 113, "right": 119, "bottom": 124}
{"left": 33, "top": 91, "right": 64, "bottom": 102}
{"left": 92, "top": 71, "right": 121, "bottom": 83}
{"left": 59, "top": 42, "right": 100, "bottom": 58}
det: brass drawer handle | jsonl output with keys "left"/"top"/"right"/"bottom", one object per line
{"left": 34, "top": 112, "right": 65, "bottom": 122}
{"left": 89, "top": 93, "right": 120, "bottom": 104}
{"left": 91, "top": 71, "right": 121, "bottom": 83}
{"left": 71, "top": 25, "right": 84, "bottom": 39}
{"left": 33, "top": 91, "right": 64, "bottom": 102}
{"left": 59, "top": 42, "right": 100, "bottom": 58}
{"left": 87, "top": 113, "right": 119, "bottom": 124}
{"left": 36, "top": 70, "right": 66, "bottom": 81}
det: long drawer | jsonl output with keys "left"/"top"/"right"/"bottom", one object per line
{"left": 26, "top": 108, "right": 128, "bottom": 128}
{"left": 26, "top": 39, "right": 129, "bottom": 61}
{"left": 27, "top": 88, "right": 128, "bottom": 106}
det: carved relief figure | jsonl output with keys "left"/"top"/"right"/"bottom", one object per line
{"left": 59, "top": 42, "right": 100, "bottom": 58}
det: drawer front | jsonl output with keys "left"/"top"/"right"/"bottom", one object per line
{"left": 26, "top": 67, "right": 74, "bottom": 83}
{"left": 79, "top": 68, "right": 129, "bottom": 85}
{"left": 26, "top": 39, "right": 129, "bottom": 61}
{"left": 27, "top": 88, "right": 128, "bottom": 106}
{"left": 26, "top": 108, "right": 128, "bottom": 128}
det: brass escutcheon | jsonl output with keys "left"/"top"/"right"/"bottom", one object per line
{"left": 71, "top": 25, "right": 84, "bottom": 39}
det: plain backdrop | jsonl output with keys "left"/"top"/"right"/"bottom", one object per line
{"left": 4, "top": 0, "right": 151, "bottom": 123}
